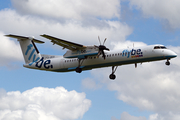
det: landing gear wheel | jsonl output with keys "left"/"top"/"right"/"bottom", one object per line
{"left": 76, "top": 67, "right": 82, "bottom": 73}
{"left": 165, "top": 61, "right": 170, "bottom": 66}
{"left": 165, "top": 59, "right": 170, "bottom": 66}
{"left": 76, "top": 58, "right": 85, "bottom": 73}
{"left": 109, "top": 66, "right": 118, "bottom": 80}
{"left": 109, "top": 74, "right": 116, "bottom": 80}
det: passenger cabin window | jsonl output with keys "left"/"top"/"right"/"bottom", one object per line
{"left": 154, "top": 46, "right": 167, "bottom": 49}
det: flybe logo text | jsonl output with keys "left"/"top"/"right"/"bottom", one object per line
{"left": 122, "top": 49, "right": 143, "bottom": 58}
{"left": 25, "top": 44, "right": 53, "bottom": 69}
{"left": 35, "top": 57, "right": 53, "bottom": 69}
{"left": 25, "top": 44, "right": 40, "bottom": 66}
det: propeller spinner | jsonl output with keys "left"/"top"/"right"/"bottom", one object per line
{"left": 94, "top": 36, "right": 110, "bottom": 60}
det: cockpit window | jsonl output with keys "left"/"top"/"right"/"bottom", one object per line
{"left": 160, "top": 46, "right": 167, "bottom": 49}
{"left": 154, "top": 46, "right": 167, "bottom": 49}
{"left": 154, "top": 46, "right": 160, "bottom": 49}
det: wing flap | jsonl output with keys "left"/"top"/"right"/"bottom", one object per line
{"left": 41, "top": 34, "right": 86, "bottom": 51}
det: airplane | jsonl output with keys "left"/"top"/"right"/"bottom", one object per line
{"left": 5, "top": 34, "right": 177, "bottom": 80}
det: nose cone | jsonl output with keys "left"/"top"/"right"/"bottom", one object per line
{"left": 167, "top": 50, "right": 177, "bottom": 58}
{"left": 172, "top": 52, "right": 177, "bottom": 58}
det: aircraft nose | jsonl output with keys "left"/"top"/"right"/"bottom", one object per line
{"left": 169, "top": 50, "right": 177, "bottom": 58}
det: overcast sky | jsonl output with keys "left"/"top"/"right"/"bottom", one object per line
{"left": 0, "top": 0, "right": 180, "bottom": 120}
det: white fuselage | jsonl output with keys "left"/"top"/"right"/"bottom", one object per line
{"left": 24, "top": 45, "right": 177, "bottom": 72}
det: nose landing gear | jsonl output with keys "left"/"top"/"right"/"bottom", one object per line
{"left": 165, "top": 59, "right": 170, "bottom": 66}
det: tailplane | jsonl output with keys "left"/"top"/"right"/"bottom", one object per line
{"left": 5, "top": 34, "right": 44, "bottom": 65}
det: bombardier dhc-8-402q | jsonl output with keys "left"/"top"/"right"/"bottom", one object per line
{"left": 6, "top": 34, "right": 177, "bottom": 80}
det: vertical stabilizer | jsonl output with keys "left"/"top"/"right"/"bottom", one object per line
{"left": 19, "top": 39, "right": 41, "bottom": 65}
{"left": 5, "top": 34, "right": 44, "bottom": 65}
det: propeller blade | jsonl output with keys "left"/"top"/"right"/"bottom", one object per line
{"left": 102, "top": 50, "right": 106, "bottom": 60}
{"left": 103, "top": 38, "right": 107, "bottom": 45}
{"left": 98, "top": 36, "right": 101, "bottom": 45}
{"left": 97, "top": 50, "right": 101, "bottom": 58}
{"left": 104, "top": 47, "right": 110, "bottom": 51}
{"left": 95, "top": 36, "right": 109, "bottom": 60}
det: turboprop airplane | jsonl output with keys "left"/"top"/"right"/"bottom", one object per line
{"left": 5, "top": 34, "right": 177, "bottom": 80}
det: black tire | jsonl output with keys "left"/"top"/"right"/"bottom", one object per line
{"left": 109, "top": 74, "right": 116, "bottom": 80}
{"left": 76, "top": 67, "right": 82, "bottom": 73}
{"left": 165, "top": 61, "right": 170, "bottom": 66}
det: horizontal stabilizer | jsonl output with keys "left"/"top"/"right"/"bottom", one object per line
{"left": 5, "top": 34, "right": 45, "bottom": 44}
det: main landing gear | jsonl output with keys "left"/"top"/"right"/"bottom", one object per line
{"left": 165, "top": 59, "right": 170, "bottom": 66}
{"left": 76, "top": 67, "right": 82, "bottom": 73}
{"left": 109, "top": 66, "right": 118, "bottom": 80}
{"left": 75, "top": 59, "right": 85, "bottom": 73}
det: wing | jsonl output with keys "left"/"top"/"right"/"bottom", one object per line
{"left": 41, "top": 34, "right": 86, "bottom": 51}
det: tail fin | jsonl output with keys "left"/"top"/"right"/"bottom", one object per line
{"left": 5, "top": 34, "right": 44, "bottom": 65}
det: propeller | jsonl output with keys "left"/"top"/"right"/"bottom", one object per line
{"left": 94, "top": 36, "right": 110, "bottom": 60}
